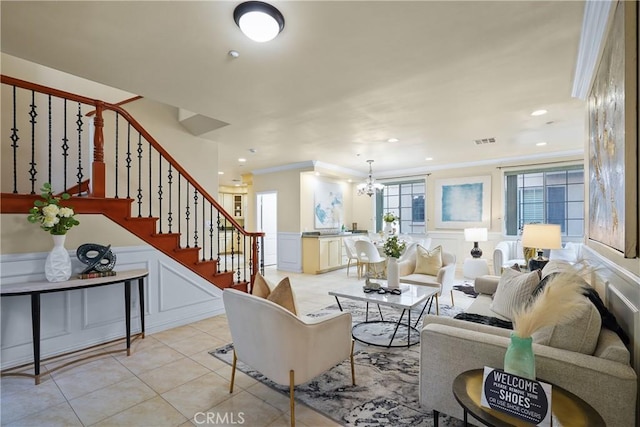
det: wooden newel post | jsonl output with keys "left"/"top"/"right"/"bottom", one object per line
{"left": 91, "top": 102, "right": 106, "bottom": 198}
{"left": 250, "top": 235, "right": 261, "bottom": 292}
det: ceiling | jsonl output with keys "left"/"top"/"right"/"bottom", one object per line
{"left": 1, "top": 1, "right": 587, "bottom": 186}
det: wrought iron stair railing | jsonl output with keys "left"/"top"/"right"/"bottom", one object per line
{"left": 1, "top": 75, "right": 264, "bottom": 291}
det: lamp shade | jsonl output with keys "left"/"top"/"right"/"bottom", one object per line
{"left": 521, "top": 224, "right": 562, "bottom": 249}
{"left": 464, "top": 227, "right": 488, "bottom": 242}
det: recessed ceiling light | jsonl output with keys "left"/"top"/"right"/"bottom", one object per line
{"left": 228, "top": 50, "right": 240, "bottom": 58}
{"left": 425, "top": 157, "right": 433, "bottom": 161}
{"left": 218, "top": 171, "right": 224, "bottom": 175}
{"left": 387, "top": 138, "right": 399, "bottom": 143}
{"left": 249, "top": 148, "right": 257, "bottom": 153}
{"left": 531, "top": 109, "right": 547, "bottom": 116}
{"left": 238, "top": 158, "right": 246, "bottom": 162}
{"left": 536, "top": 142, "right": 547, "bottom": 146}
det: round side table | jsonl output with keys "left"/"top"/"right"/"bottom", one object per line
{"left": 463, "top": 258, "right": 490, "bottom": 280}
{"left": 451, "top": 369, "right": 605, "bottom": 426}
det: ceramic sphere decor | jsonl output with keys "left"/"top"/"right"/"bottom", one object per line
{"left": 76, "top": 243, "right": 117, "bottom": 273}
{"left": 27, "top": 183, "right": 80, "bottom": 282}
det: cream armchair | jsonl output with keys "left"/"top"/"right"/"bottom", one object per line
{"left": 223, "top": 289, "right": 355, "bottom": 427}
{"left": 398, "top": 250, "right": 457, "bottom": 314}
{"left": 492, "top": 240, "right": 525, "bottom": 275}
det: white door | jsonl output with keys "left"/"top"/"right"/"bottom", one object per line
{"left": 257, "top": 192, "right": 277, "bottom": 266}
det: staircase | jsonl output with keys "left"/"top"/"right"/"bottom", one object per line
{"left": 0, "top": 75, "right": 263, "bottom": 292}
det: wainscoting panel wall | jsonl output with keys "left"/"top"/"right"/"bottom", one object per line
{"left": 583, "top": 246, "right": 640, "bottom": 407}
{"left": 0, "top": 245, "right": 224, "bottom": 370}
{"left": 278, "top": 232, "right": 303, "bottom": 272}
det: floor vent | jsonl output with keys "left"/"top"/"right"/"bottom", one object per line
{"left": 474, "top": 137, "right": 496, "bottom": 145}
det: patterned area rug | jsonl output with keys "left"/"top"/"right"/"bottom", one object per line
{"left": 211, "top": 301, "right": 465, "bottom": 426}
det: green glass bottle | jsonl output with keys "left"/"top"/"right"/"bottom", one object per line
{"left": 504, "top": 332, "right": 536, "bottom": 379}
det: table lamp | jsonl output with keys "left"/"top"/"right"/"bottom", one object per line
{"left": 464, "top": 227, "right": 488, "bottom": 258}
{"left": 521, "top": 223, "right": 562, "bottom": 270}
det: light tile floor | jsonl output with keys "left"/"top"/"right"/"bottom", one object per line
{"left": 1, "top": 266, "right": 472, "bottom": 427}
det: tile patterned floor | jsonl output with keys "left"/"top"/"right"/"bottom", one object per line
{"left": 1, "top": 266, "right": 471, "bottom": 426}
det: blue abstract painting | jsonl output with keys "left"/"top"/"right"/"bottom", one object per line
{"left": 442, "top": 183, "right": 483, "bottom": 222}
{"left": 313, "top": 181, "right": 344, "bottom": 228}
{"left": 314, "top": 181, "right": 343, "bottom": 229}
{"left": 435, "top": 176, "right": 491, "bottom": 229}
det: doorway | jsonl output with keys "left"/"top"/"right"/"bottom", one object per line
{"left": 257, "top": 192, "right": 277, "bottom": 266}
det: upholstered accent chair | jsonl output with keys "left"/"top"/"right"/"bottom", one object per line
{"left": 398, "top": 247, "right": 457, "bottom": 314}
{"left": 223, "top": 289, "right": 355, "bottom": 427}
{"left": 492, "top": 240, "right": 525, "bottom": 275}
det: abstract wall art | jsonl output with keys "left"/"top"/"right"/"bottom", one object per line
{"left": 314, "top": 180, "right": 343, "bottom": 229}
{"left": 587, "top": 0, "right": 637, "bottom": 257}
{"left": 435, "top": 176, "right": 491, "bottom": 229}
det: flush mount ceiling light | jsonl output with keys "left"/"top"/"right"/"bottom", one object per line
{"left": 234, "top": 1, "right": 285, "bottom": 42}
{"left": 357, "top": 160, "right": 385, "bottom": 197}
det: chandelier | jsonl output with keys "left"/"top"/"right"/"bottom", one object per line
{"left": 357, "top": 160, "right": 385, "bottom": 197}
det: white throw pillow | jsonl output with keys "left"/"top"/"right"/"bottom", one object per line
{"left": 489, "top": 269, "right": 541, "bottom": 320}
{"left": 533, "top": 301, "right": 601, "bottom": 355}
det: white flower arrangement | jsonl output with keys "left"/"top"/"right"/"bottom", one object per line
{"left": 383, "top": 212, "right": 399, "bottom": 223}
{"left": 27, "top": 183, "right": 79, "bottom": 235}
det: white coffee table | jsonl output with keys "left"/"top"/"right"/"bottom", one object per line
{"left": 328, "top": 282, "right": 438, "bottom": 348}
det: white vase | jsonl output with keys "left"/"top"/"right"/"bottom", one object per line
{"left": 383, "top": 222, "right": 394, "bottom": 235}
{"left": 45, "top": 234, "right": 72, "bottom": 282}
{"left": 387, "top": 257, "right": 400, "bottom": 289}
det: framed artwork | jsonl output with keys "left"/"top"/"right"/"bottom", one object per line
{"left": 587, "top": 0, "right": 638, "bottom": 257}
{"left": 435, "top": 176, "right": 491, "bottom": 229}
{"left": 314, "top": 180, "right": 343, "bottom": 229}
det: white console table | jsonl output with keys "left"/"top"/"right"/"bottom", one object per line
{"left": 0, "top": 269, "right": 148, "bottom": 384}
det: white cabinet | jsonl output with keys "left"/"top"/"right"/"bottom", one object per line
{"left": 219, "top": 193, "right": 245, "bottom": 219}
{"left": 302, "top": 236, "right": 346, "bottom": 274}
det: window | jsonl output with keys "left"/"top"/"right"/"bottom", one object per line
{"left": 504, "top": 166, "right": 584, "bottom": 236}
{"left": 380, "top": 180, "right": 425, "bottom": 233}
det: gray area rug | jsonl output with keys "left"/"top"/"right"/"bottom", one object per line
{"left": 211, "top": 300, "right": 465, "bottom": 426}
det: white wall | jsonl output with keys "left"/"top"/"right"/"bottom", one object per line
{"left": 1, "top": 245, "right": 224, "bottom": 370}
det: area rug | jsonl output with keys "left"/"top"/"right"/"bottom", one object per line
{"left": 211, "top": 301, "right": 465, "bottom": 426}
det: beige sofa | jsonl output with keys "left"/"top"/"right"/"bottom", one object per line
{"left": 420, "top": 269, "right": 637, "bottom": 426}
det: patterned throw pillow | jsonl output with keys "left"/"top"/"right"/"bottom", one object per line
{"left": 413, "top": 245, "right": 443, "bottom": 276}
{"left": 489, "top": 269, "right": 541, "bottom": 320}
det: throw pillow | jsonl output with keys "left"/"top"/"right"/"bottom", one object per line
{"left": 532, "top": 300, "right": 601, "bottom": 355}
{"left": 267, "top": 277, "right": 298, "bottom": 315}
{"left": 489, "top": 269, "right": 541, "bottom": 320}
{"left": 251, "top": 272, "right": 271, "bottom": 299}
{"left": 414, "top": 245, "right": 443, "bottom": 276}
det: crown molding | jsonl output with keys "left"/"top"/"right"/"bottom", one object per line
{"left": 251, "top": 161, "right": 315, "bottom": 175}
{"left": 376, "top": 149, "right": 584, "bottom": 180}
{"left": 572, "top": 0, "right": 616, "bottom": 100}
